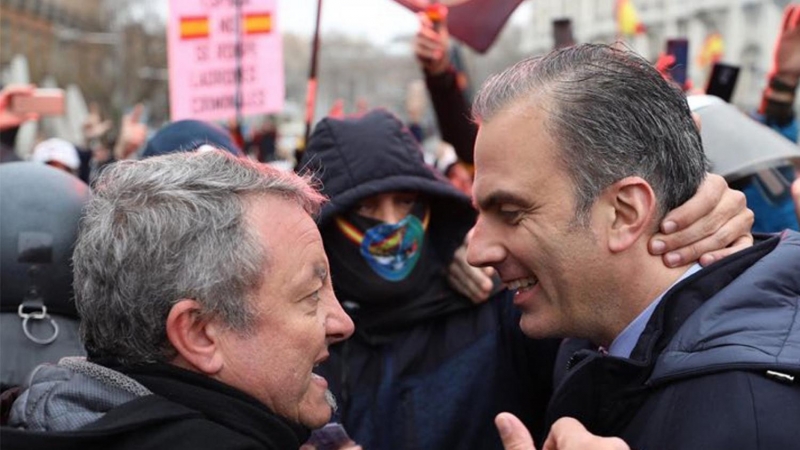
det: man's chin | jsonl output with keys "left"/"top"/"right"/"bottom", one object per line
{"left": 300, "top": 389, "right": 337, "bottom": 429}
{"left": 520, "top": 316, "right": 555, "bottom": 340}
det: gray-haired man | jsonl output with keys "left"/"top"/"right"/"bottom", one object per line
{"left": 1, "top": 150, "right": 354, "bottom": 449}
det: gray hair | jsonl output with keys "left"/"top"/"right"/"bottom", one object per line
{"left": 73, "top": 150, "right": 325, "bottom": 365}
{"left": 472, "top": 43, "right": 708, "bottom": 225}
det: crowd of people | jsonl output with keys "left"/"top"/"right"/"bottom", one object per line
{"left": 1, "top": 3, "right": 799, "bottom": 450}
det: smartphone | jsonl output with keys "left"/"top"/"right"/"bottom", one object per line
{"left": 705, "top": 62, "right": 740, "bottom": 103}
{"left": 665, "top": 38, "right": 689, "bottom": 88}
{"left": 10, "top": 88, "right": 65, "bottom": 116}
{"left": 552, "top": 18, "right": 576, "bottom": 50}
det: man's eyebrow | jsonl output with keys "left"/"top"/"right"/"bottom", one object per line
{"left": 474, "top": 190, "right": 527, "bottom": 211}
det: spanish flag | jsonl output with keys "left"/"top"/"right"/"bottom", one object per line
{"left": 698, "top": 32, "right": 725, "bottom": 67}
{"left": 616, "top": 0, "right": 646, "bottom": 36}
{"left": 244, "top": 13, "right": 272, "bottom": 35}
{"left": 180, "top": 16, "right": 210, "bottom": 40}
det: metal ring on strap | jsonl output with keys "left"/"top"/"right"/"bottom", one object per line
{"left": 18, "top": 304, "right": 59, "bottom": 345}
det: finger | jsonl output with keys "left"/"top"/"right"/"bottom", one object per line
{"left": 128, "top": 103, "right": 144, "bottom": 122}
{"left": 417, "top": 11, "right": 432, "bottom": 28}
{"left": 542, "top": 417, "right": 587, "bottom": 450}
{"left": 660, "top": 205, "right": 753, "bottom": 267}
{"left": 790, "top": 4, "right": 800, "bottom": 29}
{"left": 652, "top": 184, "right": 747, "bottom": 257}
{"left": 543, "top": 418, "right": 630, "bottom": 450}
{"left": 448, "top": 264, "right": 488, "bottom": 303}
{"left": 495, "top": 413, "right": 536, "bottom": 450}
{"left": 781, "top": 4, "right": 794, "bottom": 32}
{"left": 783, "top": 4, "right": 799, "bottom": 31}
{"left": 659, "top": 173, "right": 728, "bottom": 235}
{"left": 699, "top": 234, "right": 753, "bottom": 266}
{"left": 415, "top": 41, "right": 441, "bottom": 59}
{"left": 454, "top": 257, "right": 494, "bottom": 291}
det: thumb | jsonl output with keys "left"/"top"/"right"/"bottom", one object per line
{"left": 128, "top": 103, "right": 144, "bottom": 123}
{"left": 496, "top": 413, "right": 537, "bottom": 450}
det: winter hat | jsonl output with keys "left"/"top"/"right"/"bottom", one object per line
{"left": 30, "top": 138, "right": 80, "bottom": 170}
{"left": 141, "top": 119, "right": 243, "bottom": 159}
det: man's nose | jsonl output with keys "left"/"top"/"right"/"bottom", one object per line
{"left": 325, "top": 295, "right": 355, "bottom": 344}
{"left": 375, "top": 201, "right": 403, "bottom": 225}
{"left": 466, "top": 220, "right": 503, "bottom": 268}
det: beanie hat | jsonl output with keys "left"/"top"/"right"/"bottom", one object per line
{"left": 141, "top": 119, "right": 243, "bottom": 159}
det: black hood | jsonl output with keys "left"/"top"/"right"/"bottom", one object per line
{"left": 299, "top": 109, "right": 476, "bottom": 261}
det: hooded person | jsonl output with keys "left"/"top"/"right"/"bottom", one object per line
{"left": 299, "top": 108, "right": 562, "bottom": 450}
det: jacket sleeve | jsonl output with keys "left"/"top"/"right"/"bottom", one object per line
{"left": 425, "top": 67, "right": 478, "bottom": 164}
{"left": 752, "top": 112, "right": 799, "bottom": 143}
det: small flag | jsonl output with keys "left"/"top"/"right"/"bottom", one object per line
{"left": 616, "top": 0, "right": 646, "bottom": 36}
{"left": 393, "top": 0, "right": 524, "bottom": 54}
{"left": 180, "top": 16, "right": 210, "bottom": 40}
{"left": 244, "top": 13, "right": 272, "bottom": 35}
{"left": 698, "top": 32, "right": 725, "bottom": 67}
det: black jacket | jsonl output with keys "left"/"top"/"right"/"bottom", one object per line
{"left": 1, "top": 361, "right": 308, "bottom": 450}
{"left": 548, "top": 231, "right": 800, "bottom": 449}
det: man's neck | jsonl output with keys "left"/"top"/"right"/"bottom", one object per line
{"left": 597, "top": 253, "right": 696, "bottom": 348}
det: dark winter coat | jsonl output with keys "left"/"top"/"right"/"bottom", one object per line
{"left": 548, "top": 231, "right": 800, "bottom": 450}
{"left": 0, "top": 359, "right": 308, "bottom": 450}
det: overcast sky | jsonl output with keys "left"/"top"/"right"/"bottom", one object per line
{"left": 161, "top": 1, "right": 531, "bottom": 45}
{"left": 279, "top": 0, "right": 418, "bottom": 44}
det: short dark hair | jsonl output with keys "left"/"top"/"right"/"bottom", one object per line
{"left": 472, "top": 43, "right": 708, "bottom": 224}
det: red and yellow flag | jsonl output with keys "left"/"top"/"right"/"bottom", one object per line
{"left": 180, "top": 16, "right": 210, "bottom": 40}
{"left": 616, "top": 0, "right": 646, "bottom": 36}
{"left": 697, "top": 32, "right": 725, "bottom": 67}
{"left": 244, "top": 13, "right": 272, "bottom": 35}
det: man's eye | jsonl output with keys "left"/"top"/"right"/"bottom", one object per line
{"left": 498, "top": 206, "right": 522, "bottom": 222}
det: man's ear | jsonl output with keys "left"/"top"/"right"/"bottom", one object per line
{"left": 166, "top": 299, "right": 224, "bottom": 375}
{"left": 605, "top": 176, "right": 657, "bottom": 253}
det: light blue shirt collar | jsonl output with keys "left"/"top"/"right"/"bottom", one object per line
{"left": 608, "top": 264, "right": 703, "bottom": 358}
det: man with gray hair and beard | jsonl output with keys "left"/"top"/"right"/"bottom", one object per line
{"left": 466, "top": 44, "right": 800, "bottom": 450}
{"left": 0, "top": 150, "right": 355, "bottom": 450}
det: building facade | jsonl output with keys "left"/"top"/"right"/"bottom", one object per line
{"left": 520, "top": 0, "right": 794, "bottom": 111}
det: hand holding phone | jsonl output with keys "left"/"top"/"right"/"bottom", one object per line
{"left": 552, "top": 18, "right": 576, "bottom": 50}
{"left": 706, "top": 63, "right": 740, "bottom": 103}
{"left": 1, "top": 84, "right": 40, "bottom": 130}
{"left": 10, "top": 88, "right": 65, "bottom": 116}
